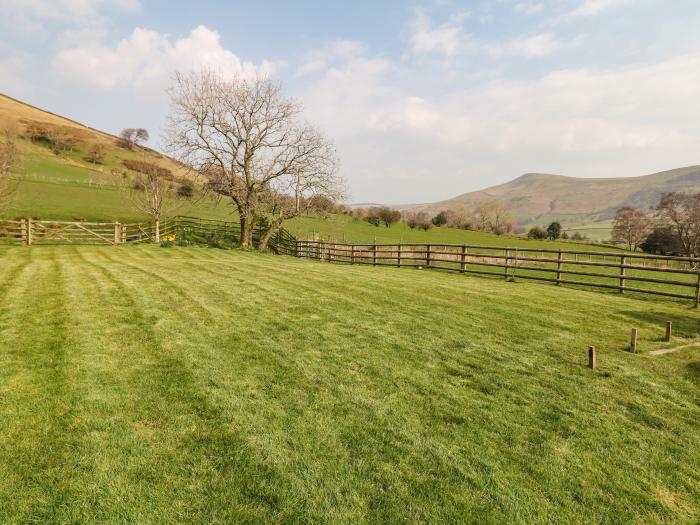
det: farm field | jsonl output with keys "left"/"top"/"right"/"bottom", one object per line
{"left": 6, "top": 158, "right": 619, "bottom": 250}
{"left": 0, "top": 245, "right": 698, "bottom": 523}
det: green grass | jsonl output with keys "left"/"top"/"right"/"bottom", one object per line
{"left": 4, "top": 140, "right": 620, "bottom": 250}
{"left": 0, "top": 245, "right": 698, "bottom": 523}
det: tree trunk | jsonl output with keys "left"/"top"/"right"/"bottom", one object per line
{"left": 239, "top": 214, "right": 253, "bottom": 248}
{"left": 257, "top": 226, "right": 276, "bottom": 252}
{"left": 155, "top": 219, "right": 160, "bottom": 243}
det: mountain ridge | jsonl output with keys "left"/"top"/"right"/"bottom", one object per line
{"left": 401, "top": 165, "right": 700, "bottom": 227}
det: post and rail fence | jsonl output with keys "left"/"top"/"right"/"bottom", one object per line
{"left": 295, "top": 239, "right": 700, "bottom": 306}
{"left": 2, "top": 216, "right": 700, "bottom": 305}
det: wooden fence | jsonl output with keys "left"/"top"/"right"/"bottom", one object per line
{"left": 4, "top": 215, "right": 700, "bottom": 304}
{"left": 295, "top": 240, "right": 700, "bottom": 306}
{"left": 0, "top": 216, "right": 297, "bottom": 254}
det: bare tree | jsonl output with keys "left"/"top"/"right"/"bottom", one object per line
{"left": 0, "top": 131, "right": 19, "bottom": 209}
{"left": 125, "top": 159, "right": 181, "bottom": 242}
{"left": 119, "top": 128, "right": 150, "bottom": 150}
{"left": 166, "top": 70, "right": 342, "bottom": 248}
{"left": 476, "top": 201, "right": 513, "bottom": 235}
{"left": 611, "top": 206, "right": 651, "bottom": 251}
{"left": 656, "top": 192, "right": 700, "bottom": 258}
{"left": 86, "top": 142, "right": 107, "bottom": 164}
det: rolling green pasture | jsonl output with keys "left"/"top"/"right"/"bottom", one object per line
{"left": 5, "top": 141, "right": 618, "bottom": 250}
{"left": 0, "top": 245, "right": 698, "bottom": 523}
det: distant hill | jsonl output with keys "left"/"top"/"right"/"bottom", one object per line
{"left": 402, "top": 166, "right": 700, "bottom": 228}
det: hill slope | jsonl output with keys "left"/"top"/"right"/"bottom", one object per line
{"left": 0, "top": 93, "right": 236, "bottom": 221}
{"left": 405, "top": 166, "right": 700, "bottom": 228}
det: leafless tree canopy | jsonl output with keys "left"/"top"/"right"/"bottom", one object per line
{"left": 0, "top": 131, "right": 19, "bottom": 208}
{"left": 119, "top": 128, "right": 150, "bottom": 150}
{"left": 125, "top": 158, "right": 181, "bottom": 242}
{"left": 656, "top": 192, "right": 700, "bottom": 258}
{"left": 611, "top": 206, "right": 650, "bottom": 251}
{"left": 166, "top": 70, "right": 343, "bottom": 248}
{"left": 476, "top": 201, "right": 513, "bottom": 235}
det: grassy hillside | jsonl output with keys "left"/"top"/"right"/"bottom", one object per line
{"left": 0, "top": 93, "right": 637, "bottom": 248}
{"left": 0, "top": 245, "right": 698, "bottom": 522}
{"left": 0, "top": 93, "right": 237, "bottom": 222}
{"left": 405, "top": 166, "right": 700, "bottom": 232}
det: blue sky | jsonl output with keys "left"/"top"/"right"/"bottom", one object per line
{"left": 1, "top": 0, "right": 699, "bottom": 203}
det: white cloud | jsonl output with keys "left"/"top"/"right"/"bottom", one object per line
{"left": 408, "top": 7, "right": 473, "bottom": 56}
{"left": 52, "top": 25, "right": 283, "bottom": 90}
{"left": 513, "top": 2, "right": 544, "bottom": 15}
{"left": 0, "top": 0, "right": 141, "bottom": 21}
{"left": 556, "top": 0, "right": 633, "bottom": 23}
{"left": 489, "top": 33, "right": 563, "bottom": 58}
{"left": 300, "top": 47, "right": 700, "bottom": 201}
{"left": 406, "top": 8, "right": 564, "bottom": 59}
{"left": 299, "top": 40, "right": 367, "bottom": 75}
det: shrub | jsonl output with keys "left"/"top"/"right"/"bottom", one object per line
{"left": 85, "top": 143, "right": 107, "bottom": 164}
{"left": 432, "top": 211, "right": 448, "bottom": 227}
{"left": 177, "top": 181, "right": 194, "bottom": 198}
{"left": 123, "top": 159, "right": 173, "bottom": 179}
{"left": 547, "top": 222, "right": 562, "bottom": 240}
{"left": 527, "top": 226, "right": 548, "bottom": 240}
{"left": 160, "top": 240, "right": 175, "bottom": 248}
{"left": 640, "top": 226, "right": 681, "bottom": 255}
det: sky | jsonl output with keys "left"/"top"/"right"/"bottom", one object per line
{"left": 1, "top": 0, "right": 699, "bottom": 204}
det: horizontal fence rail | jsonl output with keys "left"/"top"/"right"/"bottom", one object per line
{"left": 0, "top": 216, "right": 297, "bottom": 255}
{"left": 295, "top": 240, "right": 700, "bottom": 306}
{"left": 4, "top": 215, "right": 700, "bottom": 304}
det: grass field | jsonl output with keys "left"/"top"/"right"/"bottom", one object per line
{"left": 4, "top": 133, "right": 617, "bottom": 249}
{"left": 0, "top": 245, "right": 698, "bottom": 523}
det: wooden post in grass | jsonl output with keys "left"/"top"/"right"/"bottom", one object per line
{"left": 351, "top": 244, "right": 355, "bottom": 265}
{"left": 121, "top": 223, "right": 127, "bottom": 244}
{"left": 630, "top": 328, "right": 638, "bottom": 353}
{"left": 460, "top": 244, "right": 467, "bottom": 273}
{"left": 665, "top": 321, "right": 672, "bottom": 342}
{"left": 556, "top": 249, "right": 563, "bottom": 285}
{"left": 397, "top": 243, "right": 402, "bottom": 268}
{"left": 588, "top": 346, "right": 596, "bottom": 369}
{"left": 26, "top": 218, "right": 33, "bottom": 246}
{"left": 20, "top": 218, "right": 27, "bottom": 246}
{"left": 619, "top": 255, "right": 626, "bottom": 293}
{"left": 504, "top": 248, "right": 509, "bottom": 279}
{"left": 114, "top": 222, "right": 121, "bottom": 245}
{"left": 427, "top": 244, "right": 432, "bottom": 269}
{"left": 372, "top": 243, "right": 376, "bottom": 266}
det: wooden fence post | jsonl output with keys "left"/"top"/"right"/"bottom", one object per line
{"left": 460, "top": 245, "right": 467, "bottom": 273}
{"left": 588, "top": 346, "right": 596, "bottom": 369}
{"left": 351, "top": 244, "right": 355, "bottom": 265}
{"left": 504, "top": 248, "right": 510, "bottom": 279}
{"left": 665, "top": 321, "right": 672, "bottom": 342}
{"left": 556, "top": 249, "right": 563, "bottom": 285}
{"left": 630, "top": 328, "right": 638, "bottom": 353}
{"left": 26, "top": 218, "right": 33, "bottom": 246}
{"left": 121, "top": 223, "right": 127, "bottom": 244}
{"left": 114, "top": 222, "right": 120, "bottom": 245}
{"left": 372, "top": 243, "right": 377, "bottom": 266}
{"left": 397, "top": 243, "right": 402, "bottom": 268}
{"left": 619, "top": 255, "right": 626, "bottom": 293}
{"left": 426, "top": 244, "right": 432, "bottom": 269}
{"left": 21, "top": 218, "right": 28, "bottom": 246}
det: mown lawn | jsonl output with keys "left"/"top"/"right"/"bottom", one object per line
{"left": 0, "top": 246, "right": 698, "bottom": 523}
